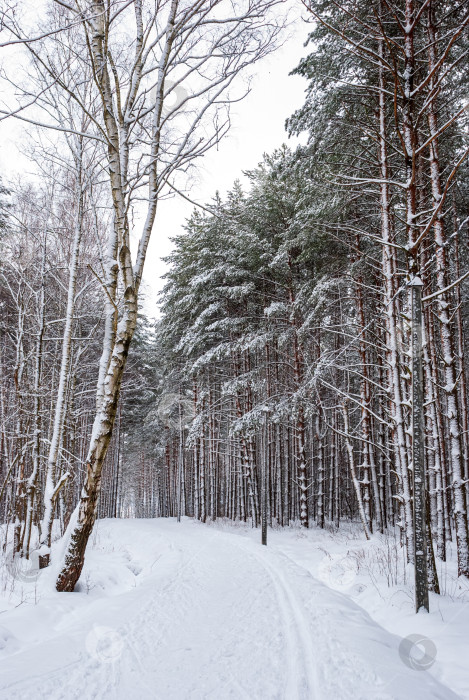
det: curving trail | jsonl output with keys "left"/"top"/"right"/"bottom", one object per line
{"left": 0, "top": 520, "right": 461, "bottom": 700}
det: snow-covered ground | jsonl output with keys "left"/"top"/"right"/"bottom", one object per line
{"left": 0, "top": 518, "right": 468, "bottom": 699}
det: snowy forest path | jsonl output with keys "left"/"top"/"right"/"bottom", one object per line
{"left": 0, "top": 519, "right": 462, "bottom": 700}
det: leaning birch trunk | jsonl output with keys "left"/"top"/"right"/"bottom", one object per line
{"left": 56, "top": 292, "right": 138, "bottom": 590}
{"left": 55, "top": 0, "right": 177, "bottom": 591}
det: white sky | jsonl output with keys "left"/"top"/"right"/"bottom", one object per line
{"left": 0, "top": 7, "right": 311, "bottom": 319}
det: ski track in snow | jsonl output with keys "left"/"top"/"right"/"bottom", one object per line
{"left": 0, "top": 519, "right": 462, "bottom": 700}
{"left": 231, "top": 539, "right": 318, "bottom": 699}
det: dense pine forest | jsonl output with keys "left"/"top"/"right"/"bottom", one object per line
{"left": 152, "top": 0, "right": 469, "bottom": 594}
